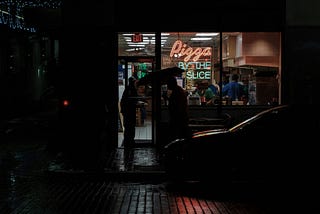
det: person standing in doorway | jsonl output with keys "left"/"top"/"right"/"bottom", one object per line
{"left": 120, "top": 76, "right": 138, "bottom": 148}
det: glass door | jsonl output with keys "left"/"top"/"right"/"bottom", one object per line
{"left": 118, "top": 57, "right": 154, "bottom": 147}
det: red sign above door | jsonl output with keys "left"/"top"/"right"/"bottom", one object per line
{"left": 131, "top": 33, "right": 143, "bottom": 43}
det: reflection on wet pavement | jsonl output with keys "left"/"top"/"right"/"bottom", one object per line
{"left": 0, "top": 115, "right": 305, "bottom": 214}
{"left": 105, "top": 147, "right": 163, "bottom": 172}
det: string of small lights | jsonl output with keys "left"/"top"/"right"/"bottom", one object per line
{"left": 0, "top": 0, "right": 61, "bottom": 32}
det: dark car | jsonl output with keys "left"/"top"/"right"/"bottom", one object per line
{"left": 163, "top": 105, "right": 294, "bottom": 184}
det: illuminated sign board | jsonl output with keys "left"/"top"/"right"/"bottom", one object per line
{"left": 132, "top": 33, "right": 143, "bottom": 43}
{"left": 170, "top": 40, "right": 212, "bottom": 80}
{"left": 186, "top": 71, "right": 211, "bottom": 79}
{"left": 170, "top": 40, "right": 212, "bottom": 62}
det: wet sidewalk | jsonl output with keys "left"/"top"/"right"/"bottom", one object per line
{"left": 0, "top": 140, "right": 281, "bottom": 214}
{"left": 1, "top": 111, "right": 164, "bottom": 173}
{"left": 104, "top": 146, "right": 164, "bottom": 172}
{"left": 1, "top": 112, "right": 317, "bottom": 213}
{"left": 0, "top": 119, "right": 281, "bottom": 214}
{"left": 46, "top": 144, "right": 168, "bottom": 184}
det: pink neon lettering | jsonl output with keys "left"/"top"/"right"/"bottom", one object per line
{"left": 170, "top": 40, "right": 212, "bottom": 62}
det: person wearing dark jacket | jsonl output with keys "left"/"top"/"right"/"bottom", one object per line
{"left": 166, "top": 76, "right": 191, "bottom": 142}
{"left": 120, "top": 76, "right": 138, "bottom": 148}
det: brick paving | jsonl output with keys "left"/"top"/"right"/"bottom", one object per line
{"left": 0, "top": 175, "right": 272, "bottom": 214}
{"left": 0, "top": 140, "right": 281, "bottom": 214}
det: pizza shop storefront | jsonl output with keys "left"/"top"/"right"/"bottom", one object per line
{"left": 117, "top": 31, "right": 283, "bottom": 146}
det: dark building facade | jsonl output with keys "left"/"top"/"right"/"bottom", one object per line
{"left": 0, "top": 0, "right": 318, "bottom": 169}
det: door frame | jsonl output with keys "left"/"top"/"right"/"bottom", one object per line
{"left": 118, "top": 56, "right": 156, "bottom": 144}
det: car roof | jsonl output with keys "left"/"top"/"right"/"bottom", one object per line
{"left": 229, "top": 104, "right": 289, "bottom": 132}
{"left": 192, "top": 105, "right": 290, "bottom": 138}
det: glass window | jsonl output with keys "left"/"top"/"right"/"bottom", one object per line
{"left": 160, "top": 32, "right": 281, "bottom": 106}
{"left": 161, "top": 32, "right": 220, "bottom": 106}
{"left": 222, "top": 32, "right": 281, "bottom": 105}
{"left": 118, "top": 32, "right": 155, "bottom": 57}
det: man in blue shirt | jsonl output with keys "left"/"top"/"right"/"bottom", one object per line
{"left": 222, "top": 74, "right": 245, "bottom": 101}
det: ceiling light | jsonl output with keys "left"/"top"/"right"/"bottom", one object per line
{"left": 196, "top": 33, "right": 219, "bottom": 36}
{"left": 128, "top": 44, "right": 145, "bottom": 47}
{"left": 190, "top": 37, "right": 213, "bottom": 41}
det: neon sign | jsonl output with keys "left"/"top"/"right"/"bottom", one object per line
{"left": 177, "top": 62, "right": 211, "bottom": 70}
{"left": 132, "top": 33, "right": 143, "bottom": 43}
{"left": 186, "top": 71, "right": 211, "bottom": 80}
{"left": 177, "top": 61, "right": 212, "bottom": 80}
{"left": 170, "top": 40, "right": 212, "bottom": 62}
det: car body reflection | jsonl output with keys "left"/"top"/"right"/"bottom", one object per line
{"left": 163, "top": 105, "right": 293, "bottom": 184}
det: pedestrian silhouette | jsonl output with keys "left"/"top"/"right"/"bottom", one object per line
{"left": 166, "top": 76, "right": 191, "bottom": 142}
{"left": 120, "top": 76, "right": 138, "bottom": 148}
